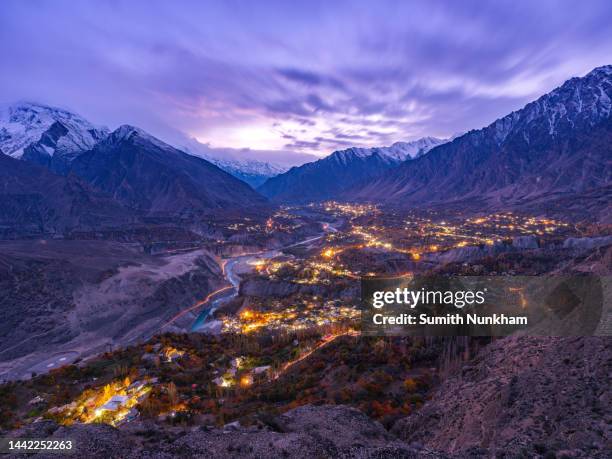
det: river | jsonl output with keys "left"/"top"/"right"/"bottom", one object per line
{"left": 190, "top": 222, "right": 338, "bottom": 332}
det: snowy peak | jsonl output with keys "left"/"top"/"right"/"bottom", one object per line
{"left": 385, "top": 136, "right": 447, "bottom": 159}
{"left": 0, "top": 101, "right": 286, "bottom": 188}
{"left": 257, "top": 136, "right": 449, "bottom": 202}
{"left": 0, "top": 102, "right": 109, "bottom": 159}
{"left": 591, "top": 64, "right": 612, "bottom": 76}
{"left": 201, "top": 157, "right": 287, "bottom": 187}
{"left": 104, "top": 124, "right": 161, "bottom": 147}
{"left": 328, "top": 147, "right": 379, "bottom": 165}
{"left": 346, "top": 64, "right": 612, "bottom": 211}
{"left": 107, "top": 124, "right": 142, "bottom": 143}
{"left": 100, "top": 125, "right": 196, "bottom": 161}
{"left": 211, "top": 157, "right": 286, "bottom": 177}
{"left": 180, "top": 142, "right": 288, "bottom": 187}
{"left": 326, "top": 136, "right": 448, "bottom": 165}
{"left": 489, "top": 64, "right": 612, "bottom": 144}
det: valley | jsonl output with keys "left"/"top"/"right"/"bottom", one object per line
{"left": 0, "top": 60, "right": 610, "bottom": 458}
{"left": 1, "top": 200, "right": 608, "bottom": 427}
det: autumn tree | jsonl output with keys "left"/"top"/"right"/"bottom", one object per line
{"left": 168, "top": 382, "right": 179, "bottom": 407}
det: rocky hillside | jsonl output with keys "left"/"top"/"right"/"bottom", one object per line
{"left": 348, "top": 65, "right": 612, "bottom": 215}
{"left": 0, "top": 240, "right": 226, "bottom": 381}
{"left": 6, "top": 336, "right": 609, "bottom": 458}
{"left": 6, "top": 405, "right": 440, "bottom": 459}
{"left": 393, "top": 336, "right": 611, "bottom": 458}
{"left": 0, "top": 152, "right": 132, "bottom": 238}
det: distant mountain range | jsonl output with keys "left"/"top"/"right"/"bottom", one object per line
{"left": 0, "top": 105, "right": 268, "bottom": 236}
{"left": 1, "top": 64, "right": 610, "bottom": 229}
{"left": 178, "top": 138, "right": 318, "bottom": 188}
{"left": 0, "top": 102, "right": 287, "bottom": 187}
{"left": 258, "top": 137, "right": 447, "bottom": 202}
{"left": 259, "top": 65, "right": 611, "bottom": 220}
{"left": 346, "top": 65, "right": 612, "bottom": 218}
{"left": 182, "top": 150, "right": 288, "bottom": 188}
{"left": 205, "top": 157, "right": 287, "bottom": 188}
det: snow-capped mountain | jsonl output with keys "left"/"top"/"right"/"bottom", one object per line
{"left": 0, "top": 102, "right": 108, "bottom": 162}
{"left": 189, "top": 154, "right": 287, "bottom": 188}
{"left": 70, "top": 125, "right": 267, "bottom": 216}
{"left": 487, "top": 65, "right": 612, "bottom": 144}
{"left": 0, "top": 102, "right": 288, "bottom": 187}
{"left": 179, "top": 141, "right": 289, "bottom": 188}
{"left": 257, "top": 136, "right": 449, "bottom": 202}
{"left": 317, "top": 136, "right": 446, "bottom": 164}
{"left": 348, "top": 65, "right": 612, "bottom": 216}
{"left": 381, "top": 137, "right": 447, "bottom": 160}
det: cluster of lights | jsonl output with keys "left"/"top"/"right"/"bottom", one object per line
{"left": 221, "top": 301, "right": 359, "bottom": 335}
{"left": 248, "top": 207, "right": 573, "bottom": 296}
{"left": 350, "top": 225, "right": 423, "bottom": 259}
{"left": 253, "top": 252, "right": 357, "bottom": 284}
{"left": 162, "top": 346, "right": 185, "bottom": 362}
{"left": 226, "top": 220, "right": 266, "bottom": 233}
{"left": 465, "top": 213, "right": 569, "bottom": 235}
{"left": 398, "top": 212, "right": 572, "bottom": 254}
{"left": 320, "top": 201, "right": 378, "bottom": 217}
{"left": 48, "top": 377, "right": 152, "bottom": 427}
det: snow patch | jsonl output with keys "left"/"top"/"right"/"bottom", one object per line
{"left": 0, "top": 102, "right": 108, "bottom": 158}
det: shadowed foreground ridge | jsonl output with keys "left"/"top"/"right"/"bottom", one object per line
{"left": 393, "top": 336, "right": 611, "bottom": 458}
{"left": 7, "top": 336, "right": 609, "bottom": 459}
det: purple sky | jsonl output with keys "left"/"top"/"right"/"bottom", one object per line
{"left": 2, "top": 0, "right": 612, "bottom": 159}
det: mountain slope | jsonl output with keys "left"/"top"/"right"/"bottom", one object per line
{"left": 258, "top": 137, "right": 446, "bottom": 202}
{"left": 348, "top": 65, "right": 612, "bottom": 211}
{"left": 393, "top": 337, "right": 610, "bottom": 456}
{"left": 0, "top": 102, "right": 108, "bottom": 173}
{"left": 70, "top": 125, "right": 268, "bottom": 217}
{"left": 0, "top": 151, "right": 131, "bottom": 237}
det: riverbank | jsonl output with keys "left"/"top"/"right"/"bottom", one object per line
{"left": 189, "top": 222, "right": 340, "bottom": 333}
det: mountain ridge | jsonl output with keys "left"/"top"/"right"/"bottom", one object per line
{"left": 69, "top": 125, "right": 268, "bottom": 217}
{"left": 0, "top": 102, "right": 109, "bottom": 174}
{"left": 0, "top": 102, "right": 288, "bottom": 187}
{"left": 258, "top": 136, "right": 447, "bottom": 202}
{"left": 345, "top": 65, "right": 612, "bottom": 215}
{"left": 186, "top": 152, "right": 287, "bottom": 188}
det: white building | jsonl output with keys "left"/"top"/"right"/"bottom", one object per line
{"left": 100, "top": 395, "right": 129, "bottom": 412}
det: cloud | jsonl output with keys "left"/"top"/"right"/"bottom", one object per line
{"left": 284, "top": 140, "right": 321, "bottom": 151}
{"left": 277, "top": 68, "right": 346, "bottom": 90}
{"left": 1, "top": 0, "right": 611, "bottom": 156}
